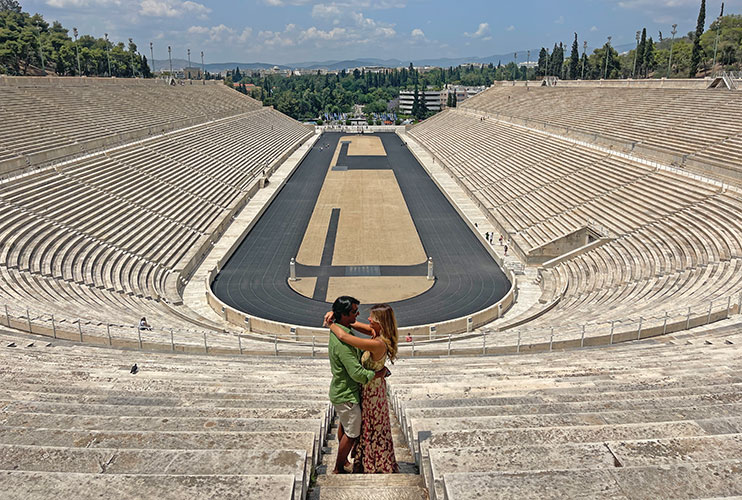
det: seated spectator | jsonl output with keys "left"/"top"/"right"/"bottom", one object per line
{"left": 138, "top": 317, "right": 152, "bottom": 331}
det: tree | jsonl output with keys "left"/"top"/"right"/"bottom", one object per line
{"left": 417, "top": 89, "right": 428, "bottom": 120}
{"left": 569, "top": 33, "right": 579, "bottom": 79}
{"left": 0, "top": 0, "right": 21, "bottom": 13}
{"left": 636, "top": 28, "right": 647, "bottom": 77}
{"left": 643, "top": 37, "right": 655, "bottom": 76}
{"left": 550, "top": 42, "right": 564, "bottom": 77}
{"left": 411, "top": 83, "right": 420, "bottom": 118}
{"left": 537, "top": 47, "right": 548, "bottom": 76}
{"left": 690, "top": 0, "right": 706, "bottom": 76}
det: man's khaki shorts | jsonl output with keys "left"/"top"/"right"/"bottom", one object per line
{"left": 334, "top": 401, "right": 361, "bottom": 438}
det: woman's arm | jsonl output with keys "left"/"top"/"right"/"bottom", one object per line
{"left": 330, "top": 323, "right": 384, "bottom": 353}
{"left": 349, "top": 321, "right": 374, "bottom": 335}
{"left": 323, "top": 311, "right": 373, "bottom": 335}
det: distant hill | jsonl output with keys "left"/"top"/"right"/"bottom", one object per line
{"left": 153, "top": 43, "right": 637, "bottom": 73}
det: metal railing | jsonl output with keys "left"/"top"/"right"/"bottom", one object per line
{"left": 3, "top": 289, "right": 740, "bottom": 358}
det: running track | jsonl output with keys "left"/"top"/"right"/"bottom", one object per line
{"left": 211, "top": 132, "right": 510, "bottom": 328}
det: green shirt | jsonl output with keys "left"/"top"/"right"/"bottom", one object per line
{"left": 328, "top": 324, "right": 376, "bottom": 405}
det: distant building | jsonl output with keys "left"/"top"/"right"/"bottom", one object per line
{"left": 445, "top": 85, "right": 486, "bottom": 105}
{"left": 399, "top": 89, "right": 446, "bottom": 113}
{"left": 184, "top": 67, "right": 203, "bottom": 79}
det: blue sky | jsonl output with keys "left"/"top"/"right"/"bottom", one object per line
{"left": 22, "top": 0, "right": 741, "bottom": 64}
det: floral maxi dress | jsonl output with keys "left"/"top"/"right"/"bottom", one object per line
{"left": 353, "top": 350, "right": 399, "bottom": 473}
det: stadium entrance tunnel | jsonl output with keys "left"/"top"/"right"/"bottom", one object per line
{"left": 525, "top": 225, "right": 610, "bottom": 265}
{"left": 209, "top": 132, "right": 512, "bottom": 338}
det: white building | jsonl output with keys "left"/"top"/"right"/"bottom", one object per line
{"left": 399, "top": 89, "right": 446, "bottom": 113}
{"left": 446, "top": 85, "right": 486, "bottom": 105}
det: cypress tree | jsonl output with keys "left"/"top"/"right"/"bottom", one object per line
{"left": 537, "top": 47, "right": 548, "bottom": 77}
{"left": 418, "top": 89, "right": 428, "bottom": 119}
{"left": 411, "top": 84, "right": 420, "bottom": 118}
{"left": 569, "top": 33, "right": 579, "bottom": 79}
{"left": 636, "top": 28, "right": 647, "bottom": 77}
{"left": 644, "top": 37, "right": 655, "bottom": 77}
{"left": 689, "top": 0, "right": 706, "bottom": 77}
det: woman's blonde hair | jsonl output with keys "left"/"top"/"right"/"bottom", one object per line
{"left": 370, "top": 303, "right": 398, "bottom": 363}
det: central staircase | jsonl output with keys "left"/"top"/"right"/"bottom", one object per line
{"left": 309, "top": 409, "right": 429, "bottom": 499}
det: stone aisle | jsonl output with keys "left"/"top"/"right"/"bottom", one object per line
{"left": 308, "top": 406, "right": 428, "bottom": 500}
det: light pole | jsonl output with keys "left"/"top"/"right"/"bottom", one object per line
{"left": 603, "top": 36, "right": 612, "bottom": 79}
{"left": 150, "top": 42, "right": 154, "bottom": 74}
{"left": 712, "top": 4, "right": 724, "bottom": 74}
{"left": 35, "top": 28, "right": 46, "bottom": 75}
{"left": 104, "top": 33, "right": 112, "bottom": 77}
{"left": 632, "top": 30, "right": 640, "bottom": 78}
{"left": 73, "top": 27, "right": 81, "bottom": 76}
{"left": 201, "top": 51, "right": 205, "bottom": 84}
{"left": 667, "top": 24, "right": 678, "bottom": 78}
{"left": 168, "top": 45, "right": 173, "bottom": 76}
{"left": 526, "top": 49, "right": 530, "bottom": 84}
{"left": 513, "top": 52, "right": 517, "bottom": 83}
{"left": 581, "top": 40, "right": 587, "bottom": 80}
{"left": 545, "top": 48, "right": 550, "bottom": 77}
{"left": 187, "top": 48, "right": 191, "bottom": 79}
{"left": 128, "top": 38, "right": 136, "bottom": 77}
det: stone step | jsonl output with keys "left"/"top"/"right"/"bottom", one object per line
{"left": 1, "top": 412, "right": 326, "bottom": 434}
{"left": 1, "top": 399, "right": 330, "bottom": 419}
{"left": 0, "top": 389, "right": 327, "bottom": 407}
{"left": 0, "top": 427, "right": 323, "bottom": 464}
{"left": 426, "top": 434, "right": 742, "bottom": 500}
{"left": 1, "top": 383, "right": 330, "bottom": 401}
{"left": 441, "top": 461, "right": 742, "bottom": 500}
{"left": 417, "top": 420, "right": 719, "bottom": 465}
{"left": 393, "top": 381, "right": 742, "bottom": 407}
{"left": 0, "top": 471, "right": 296, "bottom": 500}
{"left": 0, "top": 445, "right": 309, "bottom": 499}
{"left": 400, "top": 395, "right": 742, "bottom": 421}
{"left": 405, "top": 403, "right": 742, "bottom": 453}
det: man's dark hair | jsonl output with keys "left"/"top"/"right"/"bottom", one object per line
{"left": 332, "top": 295, "right": 359, "bottom": 318}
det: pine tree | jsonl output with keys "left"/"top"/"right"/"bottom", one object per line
{"left": 689, "top": 0, "right": 706, "bottom": 77}
{"left": 569, "top": 33, "right": 579, "bottom": 79}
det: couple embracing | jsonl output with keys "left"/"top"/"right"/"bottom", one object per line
{"left": 325, "top": 295, "right": 399, "bottom": 474}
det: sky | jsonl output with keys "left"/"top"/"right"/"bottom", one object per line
{"left": 21, "top": 0, "right": 742, "bottom": 65}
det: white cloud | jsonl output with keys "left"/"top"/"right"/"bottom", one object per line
{"left": 464, "top": 22, "right": 491, "bottom": 39}
{"left": 616, "top": 0, "right": 698, "bottom": 23}
{"left": 139, "top": 0, "right": 211, "bottom": 19}
{"left": 590, "top": 26, "right": 599, "bottom": 32}
{"left": 258, "top": 24, "right": 299, "bottom": 47}
{"left": 506, "top": 25, "right": 515, "bottom": 32}
{"left": 187, "top": 24, "right": 235, "bottom": 42}
{"left": 300, "top": 26, "right": 347, "bottom": 41}
{"left": 46, "top": 0, "right": 122, "bottom": 7}
{"left": 238, "top": 28, "right": 253, "bottom": 42}
{"left": 554, "top": 15, "right": 565, "bottom": 24}
{"left": 312, "top": 3, "right": 342, "bottom": 18}
{"left": 411, "top": 28, "right": 425, "bottom": 38}
{"left": 266, "top": 0, "right": 403, "bottom": 7}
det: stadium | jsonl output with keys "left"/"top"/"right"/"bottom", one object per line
{"left": 2, "top": 3, "right": 742, "bottom": 498}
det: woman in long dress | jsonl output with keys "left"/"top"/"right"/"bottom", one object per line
{"left": 326, "top": 303, "right": 399, "bottom": 473}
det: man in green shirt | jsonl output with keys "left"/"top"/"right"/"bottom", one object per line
{"left": 328, "top": 295, "right": 386, "bottom": 474}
